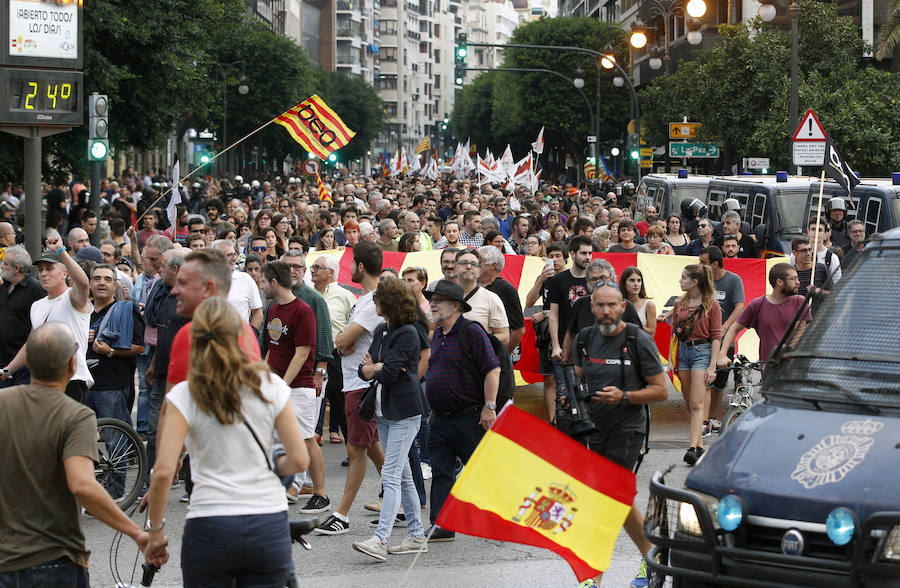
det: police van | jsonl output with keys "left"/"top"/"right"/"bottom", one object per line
{"left": 806, "top": 177, "right": 900, "bottom": 236}
{"left": 643, "top": 229, "right": 900, "bottom": 586}
{"left": 636, "top": 173, "right": 713, "bottom": 220}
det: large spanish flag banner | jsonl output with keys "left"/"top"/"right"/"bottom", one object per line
{"left": 435, "top": 406, "right": 635, "bottom": 582}
{"left": 275, "top": 94, "right": 355, "bottom": 159}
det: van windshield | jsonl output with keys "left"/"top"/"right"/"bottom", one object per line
{"left": 766, "top": 245, "right": 900, "bottom": 412}
{"left": 671, "top": 185, "right": 708, "bottom": 214}
{"left": 775, "top": 189, "right": 808, "bottom": 233}
{"left": 893, "top": 197, "right": 900, "bottom": 227}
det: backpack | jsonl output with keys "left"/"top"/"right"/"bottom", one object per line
{"left": 577, "top": 322, "right": 652, "bottom": 473}
{"left": 458, "top": 318, "right": 516, "bottom": 410}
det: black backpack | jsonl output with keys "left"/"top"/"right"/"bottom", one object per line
{"left": 458, "top": 318, "right": 516, "bottom": 410}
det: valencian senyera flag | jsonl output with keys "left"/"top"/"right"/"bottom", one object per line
{"left": 315, "top": 171, "right": 333, "bottom": 205}
{"left": 435, "top": 405, "right": 636, "bottom": 582}
{"left": 415, "top": 137, "right": 430, "bottom": 154}
{"left": 275, "top": 94, "right": 355, "bottom": 159}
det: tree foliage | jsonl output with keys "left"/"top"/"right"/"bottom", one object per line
{"left": 639, "top": 1, "right": 900, "bottom": 175}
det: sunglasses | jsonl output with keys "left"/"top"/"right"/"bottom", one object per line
{"left": 251, "top": 246, "right": 268, "bottom": 252}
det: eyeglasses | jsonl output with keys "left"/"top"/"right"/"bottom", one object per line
{"left": 587, "top": 275, "right": 612, "bottom": 283}
{"left": 251, "top": 246, "right": 268, "bottom": 252}
{"left": 279, "top": 219, "right": 291, "bottom": 225}
{"left": 310, "top": 264, "right": 329, "bottom": 272}
{"left": 287, "top": 264, "right": 305, "bottom": 271}
{"left": 455, "top": 260, "right": 481, "bottom": 268}
{"left": 593, "top": 280, "right": 619, "bottom": 289}
{"left": 698, "top": 223, "right": 711, "bottom": 228}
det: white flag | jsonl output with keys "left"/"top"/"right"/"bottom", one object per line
{"left": 166, "top": 157, "right": 181, "bottom": 230}
{"left": 531, "top": 126, "right": 545, "bottom": 155}
{"left": 499, "top": 145, "right": 516, "bottom": 179}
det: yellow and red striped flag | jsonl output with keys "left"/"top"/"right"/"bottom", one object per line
{"left": 435, "top": 406, "right": 635, "bottom": 582}
{"left": 315, "top": 171, "right": 333, "bottom": 206}
{"left": 584, "top": 160, "right": 597, "bottom": 179}
{"left": 415, "top": 137, "right": 430, "bottom": 154}
{"left": 274, "top": 94, "right": 355, "bottom": 159}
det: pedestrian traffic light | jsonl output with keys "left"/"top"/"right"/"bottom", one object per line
{"left": 627, "top": 133, "right": 640, "bottom": 160}
{"left": 88, "top": 93, "right": 109, "bottom": 161}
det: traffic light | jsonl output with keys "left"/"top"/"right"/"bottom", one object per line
{"left": 456, "top": 33, "right": 467, "bottom": 60}
{"left": 88, "top": 93, "right": 109, "bottom": 161}
{"left": 454, "top": 63, "right": 465, "bottom": 86}
{"left": 627, "top": 133, "right": 640, "bottom": 161}
{"left": 441, "top": 114, "right": 449, "bottom": 131}
{"left": 454, "top": 33, "right": 467, "bottom": 85}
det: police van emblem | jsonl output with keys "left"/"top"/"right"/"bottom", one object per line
{"left": 511, "top": 484, "right": 577, "bottom": 534}
{"left": 781, "top": 529, "right": 805, "bottom": 556}
{"left": 790, "top": 419, "right": 882, "bottom": 489}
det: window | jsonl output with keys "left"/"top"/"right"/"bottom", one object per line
{"left": 865, "top": 199, "right": 882, "bottom": 234}
{"left": 379, "top": 19, "right": 397, "bottom": 34}
{"left": 384, "top": 102, "right": 398, "bottom": 116}
{"left": 434, "top": 49, "right": 440, "bottom": 63}
{"left": 434, "top": 23, "right": 440, "bottom": 38}
{"left": 751, "top": 193, "right": 767, "bottom": 228}
{"left": 375, "top": 75, "right": 398, "bottom": 90}
{"left": 707, "top": 189, "right": 727, "bottom": 221}
{"left": 434, "top": 74, "right": 440, "bottom": 89}
{"left": 381, "top": 47, "right": 397, "bottom": 61}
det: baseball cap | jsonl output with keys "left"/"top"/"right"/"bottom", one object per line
{"left": 34, "top": 248, "right": 62, "bottom": 264}
{"left": 73, "top": 246, "right": 103, "bottom": 264}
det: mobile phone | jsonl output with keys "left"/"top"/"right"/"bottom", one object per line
{"left": 545, "top": 258, "right": 554, "bottom": 271}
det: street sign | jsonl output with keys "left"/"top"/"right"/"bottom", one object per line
{"left": 587, "top": 135, "right": 597, "bottom": 143}
{"left": 640, "top": 147, "right": 652, "bottom": 157}
{"left": 743, "top": 157, "right": 770, "bottom": 169}
{"left": 303, "top": 159, "right": 320, "bottom": 175}
{"left": 791, "top": 109, "right": 826, "bottom": 166}
{"left": 669, "top": 122, "right": 701, "bottom": 139}
{"left": 669, "top": 142, "right": 720, "bottom": 158}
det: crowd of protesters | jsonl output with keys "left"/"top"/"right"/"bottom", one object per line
{"left": 0, "top": 168, "right": 862, "bottom": 587}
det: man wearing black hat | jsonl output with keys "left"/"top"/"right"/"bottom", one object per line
{"left": 422, "top": 279, "right": 500, "bottom": 541}
{"left": 0, "top": 231, "right": 92, "bottom": 401}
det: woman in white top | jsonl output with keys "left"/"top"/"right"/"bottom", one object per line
{"left": 145, "top": 297, "right": 309, "bottom": 587}
{"left": 619, "top": 266, "right": 657, "bottom": 337}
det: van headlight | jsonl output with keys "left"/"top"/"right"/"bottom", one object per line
{"left": 679, "top": 501, "right": 702, "bottom": 536}
{"left": 826, "top": 507, "right": 857, "bottom": 546}
{"left": 883, "top": 527, "right": 900, "bottom": 561}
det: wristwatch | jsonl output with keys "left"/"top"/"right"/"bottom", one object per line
{"left": 620, "top": 390, "right": 630, "bottom": 405}
{"left": 315, "top": 367, "right": 327, "bottom": 376}
{"left": 106, "top": 349, "right": 115, "bottom": 358}
{"left": 485, "top": 402, "right": 497, "bottom": 411}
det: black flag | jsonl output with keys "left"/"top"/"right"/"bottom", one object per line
{"left": 823, "top": 134, "right": 859, "bottom": 196}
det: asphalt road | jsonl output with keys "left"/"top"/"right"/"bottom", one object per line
{"left": 85, "top": 383, "right": 703, "bottom": 588}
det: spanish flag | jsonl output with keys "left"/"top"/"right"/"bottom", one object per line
{"left": 315, "top": 171, "right": 333, "bottom": 206}
{"left": 415, "top": 136, "right": 430, "bottom": 154}
{"left": 435, "top": 406, "right": 635, "bottom": 582}
{"left": 275, "top": 94, "right": 355, "bottom": 159}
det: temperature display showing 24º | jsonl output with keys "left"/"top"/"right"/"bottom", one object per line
{"left": 9, "top": 78, "right": 78, "bottom": 112}
{"left": 1, "top": 68, "right": 83, "bottom": 125}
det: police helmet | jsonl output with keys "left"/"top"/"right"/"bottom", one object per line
{"left": 680, "top": 197, "right": 708, "bottom": 219}
{"left": 234, "top": 175, "right": 243, "bottom": 184}
{"left": 827, "top": 197, "right": 847, "bottom": 212}
{"left": 723, "top": 198, "right": 742, "bottom": 213}
{"left": 251, "top": 180, "right": 261, "bottom": 189}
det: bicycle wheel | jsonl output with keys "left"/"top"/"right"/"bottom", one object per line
{"left": 95, "top": 417, "right": 148, "bottom": 510}
{"left": 719, "top": 406, "right": 744, "bottom": 435}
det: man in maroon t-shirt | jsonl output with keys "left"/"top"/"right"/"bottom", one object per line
{"left": 261, "top": 261, "right": 329, "bottom": 514}
{"left": 718, "top": 263, "right": 810, "bottom": 365}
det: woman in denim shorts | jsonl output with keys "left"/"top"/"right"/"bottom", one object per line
{"left": 670, "top": 264, "right": 722, "bottom": 465}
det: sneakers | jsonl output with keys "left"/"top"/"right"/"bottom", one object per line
{"left": 315, "top": 513, "right": 350, "bottom": 535}
{"left": 341, "top": 457, "right": 350, "bottom": 467}
{"left": 420, "top": 462, "right": 432, "bottom": 480}
{"left": 352, "top": 535, "right": 387, "bottom": 561}
{"left": 629, "top": 558, "right": 649, "bottom": 588}
{"left": 425, "top": 524, "right": 456, "bottom": 542}
{"left": 684, "top": 446, "right": 705, "bottom": 466}
{"left": 368, "top": 513, "right": 407, "bottom": 527}
{"left": 179, "top": 492, "right": 190, "bottom": 503}
{"left": 388, "top": 534, "right": 428, "bottom": 554}
{"left": 702, "top": 418, "right": 722, "bottom": 438}
{"left": 364, "top": 499, "right": 382, "bottom": 513}
{"left": 286, "top": 485, "right": 300, "bottom": 504}
{"left": 300, "top": 494, "right": 330, "bottom": 514}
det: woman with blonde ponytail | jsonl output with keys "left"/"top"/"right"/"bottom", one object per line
{"left": 145, "top": 297, "right": 310, "bottom": 586}
{"left": 670, "top": 264, "right": 722, "bottom": 466}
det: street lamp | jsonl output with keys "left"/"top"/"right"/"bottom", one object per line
{"left": 600, "top": 53, "right": 643, "bottom": 180}
{"left": 216, "top": 60, "right": 247, "bottom": 177}
{"left": 636, "top": 0, "right": 707, "bottom": 74}
{"left": 574, "top": 67, "right": 600, "bottom": 181}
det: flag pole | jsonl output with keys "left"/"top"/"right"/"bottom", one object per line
{"left": 809, "top": 169, "right": 826, "bottom": 292}
{"left": 132, "top": 117, "right": 278, "bottom": 229}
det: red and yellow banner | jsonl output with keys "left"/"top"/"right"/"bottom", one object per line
{"left": 275, "top": 94, "right": 355, "bottom": 159}
{"left": 584, "top": 160, "right": 596, "bottom": 179}
{"left": 415, "top": 137, "right": 430, "bottom": 154}
{"left": 435, "top": 406, "right": 635, "bottom": 581}
{"left": 315, "top": 171, "right": 333, "bottom": 206}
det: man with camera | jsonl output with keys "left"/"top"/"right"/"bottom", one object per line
{"left": 570, "top": 281, "right": 668, "bottom": 587}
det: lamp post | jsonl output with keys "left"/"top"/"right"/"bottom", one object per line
{"left": 574, "top": 67, "right": 600, "bottom": 181}
{"left": 755, "top": 1, "right": 793, "bottom": 173}
{"left": 600, "top": 54, "right": 643, "bottom": 181}
{"left": 216, "top": 60, "right": 248, "bottom": 177}
{"left": 638, "top": 0, "right": 707, "bottom": 74}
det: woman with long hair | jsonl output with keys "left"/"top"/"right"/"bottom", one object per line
{"left": 252, "top": 208, "right": 275, "bottom": 238}
{"left": 549, "top": 222, "right": 569, "bottom": 243}
{"left": 483, "top": 230, "right": 506, "bottom": 252}
{"left": 645, "top": 226, "right": 675, "bottom": 255}
{"left": 619, "top": 266, "right": 657, "bottom": 336}
{"left": 273, "top": 213, "right": 294, "bottom": 242}
{"left": 295, "top": 211, "right": 314, "bottom": 243}
{"left": 355, "top": 278, "right": 427, "bottom": 560}
{"left": 669, "top": 264, "right": 721, "bottom": 465}
{"left": 524, "top": 234, "right": 546, "bottom": 258}
{"left": 263, "top": 227, "right": 283, "bottom": 263}
{"left": 397, "top": 231, "right": 421, "bottom": 252}
{"left": 145, "top": 297, "right": 310, "bottom": 585}
{"left": 664, "top": 213, "right": 691, "bottom": 255}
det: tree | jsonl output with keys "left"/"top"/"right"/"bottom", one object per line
{"left": 639, "top": 1, "right": 900, "bottom": 175}
{"left": 875, "top": 0, "right": 900, "bottom": 60}
{"left": 315, "top": 71, "right": 385, "bottom": 163}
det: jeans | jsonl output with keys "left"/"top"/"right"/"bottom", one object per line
{"left": 135, "top": 352, "right": 152, "bottom": 435}
{"left": 181, "top": 512, "right": 291, "bottom": 588}
{"left": 0, "top": 366, "right": 29, "bottom": 389}
{"left": 146, "top": 375, "right": 167, "bottom": 470}
{"left": 0, "top": 556, "right": 89, "bottom": 588}
{"left": 427, "top": 411, "right": 486, "bottom": 524}
{"left": 408, "top": 437, "right": 426, "bottom": 507}
{"left": 314, "top": 394, "right": 327, "bottom": 436}
{"left": 85, "top": 387, "right": 131, "bottom": 497}
{"left": 374, "top": 415, "right": 425, "bottom": 543}
{"left": 552, "top": 358, "right": 568, "bottom": 409}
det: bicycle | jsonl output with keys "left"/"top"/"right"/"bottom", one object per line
{"left": 717, "top": 355, "right": 764, "bottom": 434}
{"left": 95, "top": 417, "right": 148, "bottom": 511}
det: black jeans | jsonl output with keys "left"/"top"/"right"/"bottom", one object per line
{"left": 0, "top": 556, "right": 89, "bottom": 587}
{"left": 427, "top": 410, "right": 486, "bottom": 524}
{"left": 324, "top": 355, "right": 346, "bottom": 440}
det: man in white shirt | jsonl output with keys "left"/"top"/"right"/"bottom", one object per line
{"left": 213, "top": 240, "right": 263, "bottom": 332}
{"left": 453, "top": 249, "right": 509, "bottom": 347}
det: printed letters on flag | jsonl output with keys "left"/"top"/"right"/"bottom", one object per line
{"left": 823, "top": 134, "right": 859, "bottom": 196}
{"left": 435, "top": 406, "right": 636, "bottom": 582}
{"left": 275, "top": 94, "right": 355, "bottom": 159}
